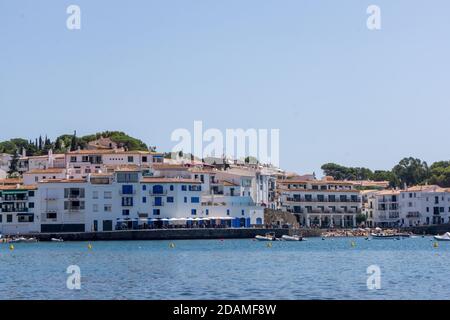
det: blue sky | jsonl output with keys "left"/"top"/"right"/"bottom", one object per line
{"left": 1, "top": 0, "right": 449, "bottom": 175}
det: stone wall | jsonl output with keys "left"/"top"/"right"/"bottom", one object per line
{"left": 402, "top": 224, "right": 450, "bottom": 235}
{"left": 29, "top": 228, "right": 289, "bottom": 242}
{"left": 264, "top": 209, "right": 300, "bottom": 228}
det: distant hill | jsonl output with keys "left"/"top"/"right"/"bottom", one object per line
{"left": 0, "top": 131, "right": 152, "bottom": 156}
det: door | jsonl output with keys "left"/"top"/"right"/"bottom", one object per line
{"left": 103, "top": 220, "right": 112, "bottom": 231}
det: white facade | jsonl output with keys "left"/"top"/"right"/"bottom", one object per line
{"left": 279, "top": 177, "right": 362, "bottom": 228}
{"left": 365, "top": 186, "right": 450, "bottom": 228}
{"left": 0, "top": 185, "right": 39, "bottom": 235}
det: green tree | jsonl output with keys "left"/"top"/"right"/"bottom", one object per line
{"left": 392, "top": 157, "right": 430, "bottom": 187}
{"left": 428, "top": 161, "right": 450, "bottom": 187}
{"left": 7, "top": 152, "right": 20, "bottom": 177}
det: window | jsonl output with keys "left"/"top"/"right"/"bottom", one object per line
{"left": 104, "top": 191, "right": 112, "bottom": 199}
{"left": 167, "top": 197, "right": 174, "bottom": 203}
{"left": 28, "top": 191, "right": 35, "bottom": 197}
{"left": 128, "top": 156, "right": 134, "bottom": 163}
{"left": 184, "top": 197, "right": 187, "bottom": 203}
{"left": 117, "top": 172, "right": 139, "bottom": 183}
{"left": 426, "top": 207, "right": 430, "bottom": 212}
{"left": 104, "top": 205, "right": 112, "bottom": 212}
{"left": 0, "top": 215, "right": 2, "bottom": 223}
{"left": 191, "top": 209, "right": 197, "bottom": 215}
{"left": 93, "top": 204, "right": 99, "bottom": 212}
{"left": 142, "top": 156, "right": 148, "bottom": 163}
{"left": 70, "top": 156, "right": 77, "bottom": 162}
{"left": 227, "top": 209, "right": 230, "bottom": 216}
{"left": 152, "top": 185, "right": 164, "bottom": 194}
{"left": 93, "top": 191, "right": 99, "bottom": 199}
{"left": 122, "top": 209, "right": 130, "bottom": 216}
{"left": 154, "top": 197, "right": 162, "bottom": 206}
{"left": 7, "top": 214, "right": 13, "bottom": 223}
{"left": 181, "top": 185, "right": 187, "bottom": 191}
{"left": 153, "top": 209, "right": 160, "bottom": 216}
{"left": 189, "top": 185, "right": 202, "bottom": 191}
{"left": 122, "top": 185, "right": 134, "bottom": 194}
{"left": 191, "top": 197, "right": 200, "bottom": 203}
{"left": 122, "top": 197, "right": 134, "bottom": 207}
{"left": 46, "top": 212, "right": 57, "bottom": 219}
{"left": 142, "top": 197, "right": 147, "bottom": 203}
{"left": 205, "top": 209, "right": 209, "bottom": 216}
{"left": 170, "top": 185, "right": 174, "bottom": 191}
{"left": 242, "top": 209, "right": 245, "bottom": 216}
{"left": 142, "top": 185, "right": 147, "bottom": 191}
{"left": 28, "top": 202, "right": 34, "bottom": 209}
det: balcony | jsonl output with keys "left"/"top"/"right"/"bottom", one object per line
{"left": 406, "top": 212, "right": 420, "bottom": 218}
{"left": 149, "top": 190, "right": 167, "bottom": 196}
{"left": 2, "top": 207, "right": 29, "bottom": 213}
{"left": 1, "top": 195, "right": 29, "bottom": 201}
{"left": 285, "top": 197, "right": 361, "bottom": 203}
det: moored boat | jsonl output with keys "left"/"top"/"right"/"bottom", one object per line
{"left": 9, "top": 237, "right": 38, "bottom": 243}
{"left": 281, "top": 235, "right": 303, "bottom": 241}
{"left": 51, "top": 238, "right": 64, "bottom": 242}
{"left": 255, "top": 232, "right": 276, "bottom": 241}
{"left": 371, "top": 233, "right": 400, "bottom": 240}
{"left": 434, "top": 232, "right": 450, "bottom": 241}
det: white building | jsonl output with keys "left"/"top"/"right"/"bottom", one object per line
{"left": 279, "top": 177, "right": 362, "bottom": 228}
{"left": 365, "top": 185, "right": 450, "bottom": 228}
{"left": 0, "top": 184, "right": 39, "bottom": 235}
{"left": 399, "top": 185, "right": 450, "bottom": 227}
{"left": 365, "top": 190, "right": 400, "bottom": 228}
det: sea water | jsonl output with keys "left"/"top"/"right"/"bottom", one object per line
{"left": 0, "top": 236, "right": 447, "bottom": 300}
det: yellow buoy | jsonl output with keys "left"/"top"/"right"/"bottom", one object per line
{"left": 87, "top": 243, "right": 93, "bottom": 250}
{"left": 267, "top": 242, "right": 272, "bottom": 248}
{"left": 169, "top": 242, "right": 175, "bottom": 248}
{"left": 433, "top": 242, "right": 439, "bottom": 248}
{"left": 9, "top": 244, "right": 14, "bottom": 251}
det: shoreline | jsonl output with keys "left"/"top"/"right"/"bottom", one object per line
{"left": 23, "top": 228, "right": 291, "bottom": 242}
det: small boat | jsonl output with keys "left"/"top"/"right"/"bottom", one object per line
{"left": 281, "top": 235, "right": 303, "bottom": 241}
{"left": 51, "top": 238, "right": 64, "bottom": 242}
{"left": 255, "top": 232, "right": 276, "bottom": 241}
{"left": 9, "top": 237, "right": 38, "bottom": 243}
{"left": 434, "top": 232, "right": 450, "bottom": 241}
{"left": 371, "top": 233, "right": 400, "bottom": 240}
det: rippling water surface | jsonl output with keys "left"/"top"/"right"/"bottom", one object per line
{"left": 0, "top": 236, "right": 448, "bottom": 299}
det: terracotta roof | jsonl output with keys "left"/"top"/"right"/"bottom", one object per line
{"left": 40, "top": 179, "right": 87, "bottom": 184}
{"left": 376, "top": 190, "right": 400, "bottom": 196}
{"left": 0, "top": 184, "right": 37, "bottom": 191}
{"left": 152, "top": 164, "right": 189, "bottom": 170}
{"left": 26, "top": 168, "right": 65, "bottom": 174}
{"left": 67, "top": 149, "right": 153, "bottom": 155}
{"left": 278, "top": 179, "right": 354, "bottom": 186}
{"left": 189, "top": 169, "right": 217, "bottom": 174}
{"left": 222, "top": 180, "right": 239, "bottom": 187}
{"left": 0, "top": 178, "right": 23, "bottom": 185}
{"left": 404, "top": 185, "right": 443, "bottom": 192}
{"left": 141, "top": 177, "right": 201, "bottom": 184}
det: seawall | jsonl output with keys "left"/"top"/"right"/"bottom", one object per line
{"left": 29, "top": 228, "right": 290, "bottom": 242}
{"left": 401, "top": 224, "right": 450, "bottom": 235}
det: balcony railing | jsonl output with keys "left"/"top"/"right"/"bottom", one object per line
{"left": 285, "top": 197, "right": 361, "bottom": 203}
{"left": 2, "top": 207, "right": 29, "bottom": 213}
{"left": 149, "top": 190, "right": 167, "bottom": 195}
